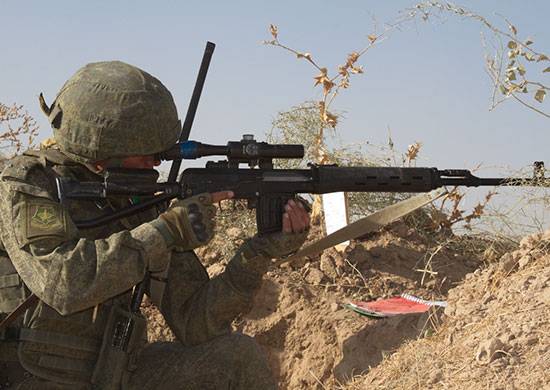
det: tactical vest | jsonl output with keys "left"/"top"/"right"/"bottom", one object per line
{"left": 0, "top": 149, "right": 154, "bottom": 388}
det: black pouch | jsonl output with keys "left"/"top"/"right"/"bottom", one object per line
{"left": 91, "top": 305, "right": 146, "bottom": 390}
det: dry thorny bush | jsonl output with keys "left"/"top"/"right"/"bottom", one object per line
{"left": 409, "top": 1, "right": 550, "bottom": 118}
{"left": 267, "top": 101, "right": 501, "bottom": 235}
{"left": 0, "top": 102, "right": 39, "bottom": 166}
{"left": 263, "top": 99, "right": 500, "bottom": 237}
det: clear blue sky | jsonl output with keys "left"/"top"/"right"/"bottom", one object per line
{"left": 2, "top": 0, "right": 549, "bottom": 231}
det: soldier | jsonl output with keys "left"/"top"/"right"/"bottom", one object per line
{"left": 0, "top": 61, "right": 309, "bottom": 389}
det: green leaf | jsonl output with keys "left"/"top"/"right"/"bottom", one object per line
{"left": 524, "top": 39, "right": 534, "bottom": 46}
{"left": 534, "top": 89, "right": 546, "bottom": 103}
{"left": 537, "top": 54, "right": 549, "bottom": 62}
{"left": 517, "top": 64, "right": 526, "bottom": 76}
{"left": 506, "top": 70, "right": 516, "bottom": 81}
{"left": 499, "top": 85, "right": 509, "bottom": 95}
{"left": 543, "top": 67, "right": 550, "bottom": 73}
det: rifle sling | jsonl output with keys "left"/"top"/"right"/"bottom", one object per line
{"left": 277, "top": 188, "right": 448, "bottom": 266}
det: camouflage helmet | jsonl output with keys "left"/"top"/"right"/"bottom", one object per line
{"left": 40, "top": 61, "right": 180, "bottom": 163}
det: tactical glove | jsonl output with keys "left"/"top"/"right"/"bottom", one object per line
{"left": 152, "top": 193, "right": 216, "bottom": 250}
{"left": 249, "top": 230, "right": 309, "bottom": 260}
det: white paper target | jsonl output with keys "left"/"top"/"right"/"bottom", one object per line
{"left": 322, "top": 192, "right": 349, "bottom": 251}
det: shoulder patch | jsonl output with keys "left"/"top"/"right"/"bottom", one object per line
{"left": 25, "top": 200, "right": 67, "bottom": 240}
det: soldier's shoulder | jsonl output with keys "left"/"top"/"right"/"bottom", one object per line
{"left": 0, "top": 152, "right": 55, "bottom": 199}
{"left": 1, "top": 153, "right": 44, "bottom": 182}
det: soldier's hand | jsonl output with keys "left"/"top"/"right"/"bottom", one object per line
{"left": 282, "top": 198, "right": 310, "bottom": 234}
{"left": 247, "top": 198, "right": 311, "bottom": 261}
{"left": 157, "top": 191, "right": 234, "bottom": 249}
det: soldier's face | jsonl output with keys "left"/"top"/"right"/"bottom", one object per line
{"left": 120, "top": 155, "right": 161, "bottom": 169}
{"left": 94, "top": 155, "right": 161, "bottom": 171}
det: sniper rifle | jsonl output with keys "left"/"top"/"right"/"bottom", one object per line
{"left": 56, "top": 134, "right": 547, "bottom": 235}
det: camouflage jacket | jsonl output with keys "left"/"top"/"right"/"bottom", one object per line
{"left": 0, "top": 149, "right": 262, "bottom": 386}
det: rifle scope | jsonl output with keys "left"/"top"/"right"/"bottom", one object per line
{"left": 158, "top": 134, "right": 304, "bottom": 161}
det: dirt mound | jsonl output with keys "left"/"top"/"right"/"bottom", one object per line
{"left": 344, "top": 230, "right": 550, "bottom": 390}
{"left": 232, "top": 222, "right": 483, "bottom": 388}
{"left": 145, "top": 220, "right": 547, "bottom": 388}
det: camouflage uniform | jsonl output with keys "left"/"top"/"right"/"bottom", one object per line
{"left": 0, "top": 62, "right": 305, "bottom": 389}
